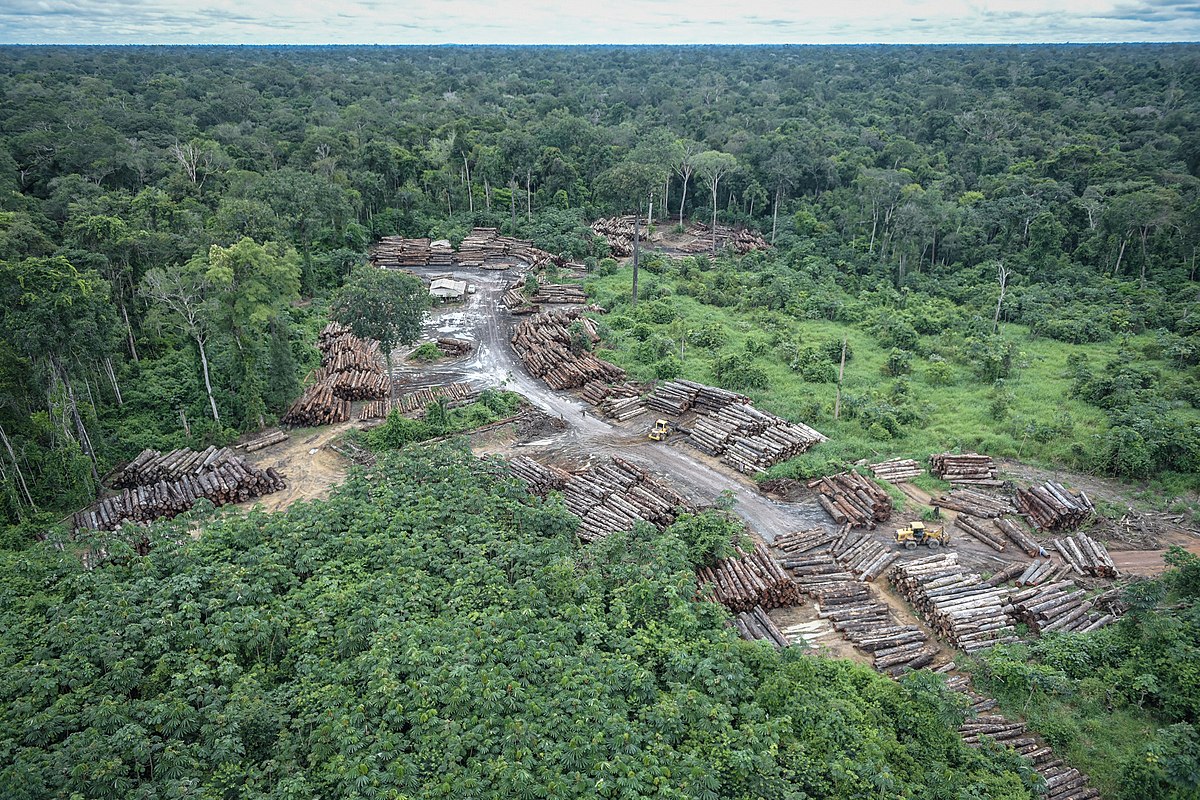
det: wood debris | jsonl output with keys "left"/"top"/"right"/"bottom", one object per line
{"left": 869, "top": 458, "right": 923, "bottom": 482}
{"left": 929, "top": 452, "right": 1002, "bottom": 486}
{"left": 359, "top": 382, "right": 473, "bottom": 420}
{"left": 887, "top": 554, "right": 1019, "bottom": 653}
{"left": 808, "top": 472, "right": 893, "bottom": 529}
{"left": 238, "top": 429, "right": 289, "bottom": 453}
{"left": 73, "top": 448, "right": 285, "bottom": 531}
{"left": 676, "top": 220, "right": 770, "bottom": 254}
{"left": 1016, "top": 481, "right": 1095, "bottom": 531}
{"left": 511, "top": 307, "right": 625, "bottom": 390}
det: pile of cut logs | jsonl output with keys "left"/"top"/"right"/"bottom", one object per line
{"left": 1015, "top": 559, "right": 1075, "bottom": 587}
{"left": 870, "top": 458, "right": 924, "bottom": 482}
{"left": 530, "top": 284, "right": 587, "bottom": 304}
{"left": 954, "top": 514, "right": 1009, "bottom": 552}
{"left": 677, "top": 221, "right": 770, "bottom": 254}
{"left": 111, "top": 445, "right": 240, "bottom": 488}
{"left": 589, "top": 215, "right": 641, "bottom": 257}
{"left": 435, "top": 337, "right": 473, "bottom": 357}
{"left": 996, "top": 517, "right": 1045, "bottom": 557}
{"left": 730, "top": 605, "right": 790, "bottom": 649}
{"left": 887, "top": 554, "right": 1019, "bottom": 653}
{"left": 359, "top": 382, "right": 474, "bottom": 420}
{"left": 370, "top": 236, "right": 432, "bottom": 269}
{"left": 457, "top": 228, "right": 555, "bottom": 269}
{"left": 932, "top": 487, "right": 1015, "bottom": 518}
{"left": 1016, "top": 481, "right": 1095, "bottom": 531}
{"left": 698, "top": 539, "right": 802, "bottom": 612}
{"left": 1052, "top": 532, "right": 1119, "bottom": 577}
{"left": 930, "top": 453, "right": 1001, "bottom": 486}
{"left": 508, "top": 455, "right": 571, "bottom": 494}
{"left": 808, "top": 471, "right": 893, "bottom": 529}
{"left": 830, "top": 526, "right": 901, "bottom": 581}
{"left": 646, "top": 379, "right": 747, "bottom": 415}
{"left": 810, "top": 579, "right": 938, "bottom": 674}
{"left": 510, "top": 454, "right": 691, "bottom": 543}
{"left": 580, "top": 379, "right": 641, "bottom": 406}
{"left": 511, "top": 308, "right": 626, "bottom": 390}
{"left": 959, "top": 707, "right": 1099, "bottom": 800}
{"left": 73, "top": 448, "right": 285, "bottom": 531}
{"left": 1006, "top": 581, "right": 1121, "bottom": 634}
{"left": 284, "top": 323, "right": 389, "bottom": 427}
{"left": 237, "top": 429, "right": 289, "bottom": 453}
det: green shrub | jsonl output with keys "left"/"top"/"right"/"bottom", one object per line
{"left": 410, "top": 342, "right": 441, "bottom": 362}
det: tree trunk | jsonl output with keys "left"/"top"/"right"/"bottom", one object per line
{"left": 678, "top": 174, "right": 689, "bottom": 227}
{"left": 0, "top": 423, "right": 35, "bottom": 510}
{"left": 772, "top": 186, "right": 781, "bottom": 244}
{"left": 195, "top": 334, "right": 221, "bottom": 422}
{"left": 711, "top": 181, "right": 719, "bottom": 253}
{"left": 632, "top": 201, "right": 640, "bottom": 305}
{"left": 1114, "top": 235, "right": 1129, "bottom": 276}
{"left": 993, "top": 262, "right": 1009, "bottom": 334}
{"left": 510, "top": 179, "right": 517, "bottom": 233}
{"left": 121, "top": 302, "right": 139, "bottom": 362}
{"left": 526, "top": 169, "right": 531, "bottom": 222}
{"left": 104, "top": 357, "right": 123, "bottom": 406}
{"left": 484, "top": 177, "right": 491, "bottom": 211}
{"left": 834, "top": 338, "right": 848, "bottom": 420}
{"left": 463, "top": 154, "right": 473, "bottom": 213}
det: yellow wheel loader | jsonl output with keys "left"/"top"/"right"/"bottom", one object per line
{"left": 894, "top": 521, "right": 950, "bottom": 550}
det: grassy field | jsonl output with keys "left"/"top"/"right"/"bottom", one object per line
{"left": 584, "top": 262, "right": 1197, "bottom": 498}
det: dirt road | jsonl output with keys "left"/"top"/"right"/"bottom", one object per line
{"left": 393, "top": 265, "right": 830, "bottom": 541}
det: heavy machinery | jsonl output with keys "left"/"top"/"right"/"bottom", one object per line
{"left": 648, "top": 419, "right": 672, "bottom": 442}
{"left": 894, "top": 521, "right": 950, "bottom": 550}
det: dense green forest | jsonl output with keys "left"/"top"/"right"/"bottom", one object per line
{"left": 1, "top": 43, "right": 1198, "bottom": 524}
{"left": 0, "top": 443, "right": 1040, "bottom": 798}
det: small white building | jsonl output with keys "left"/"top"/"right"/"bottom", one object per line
{"left": 429, "top": 277, "right": 467, "bottom": 301}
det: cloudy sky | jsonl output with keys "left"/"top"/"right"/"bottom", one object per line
{"left": 2, "top": 0, "right": 1198, "bottom": 44}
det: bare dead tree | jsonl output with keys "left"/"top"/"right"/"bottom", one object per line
{"left": 141, "top": 265, "right": 221, "bottom": 422}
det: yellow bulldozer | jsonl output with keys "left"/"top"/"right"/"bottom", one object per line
{"left": 894, "top": 521, "right": 950, "bottom": 550}
{"left": 648, "top": 419, "right": 672, "bottom": 442}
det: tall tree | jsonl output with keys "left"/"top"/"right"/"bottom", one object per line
{"left": 692, "top": 151, "right": 739, "bottom": 253}
{"left": 141, "top": 263, "right": 222, "bottom": 422}
{"left": 329, "top": 267, "right": 431, "bottom": 372}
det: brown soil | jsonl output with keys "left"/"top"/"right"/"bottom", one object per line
{"left": 236, "top": 421, "right": 356, "bottom": 513}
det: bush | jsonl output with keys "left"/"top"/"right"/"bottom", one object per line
{"left": 689, "top": 323, "right": 728, "bottom": 350}
{"left": 655, "top": 357, "right": 683, "bottom": 379}
{"left": 882, "top": 348, "right": 913, "bottom": 376}
{"left": 925, "top": 359, "right": 955, "bottom": 386}
{"left": 712, "top": 352, "right": 769, "bottom": 391}
{"left": 410, "top": 342, "right": 441, "bottom": 362}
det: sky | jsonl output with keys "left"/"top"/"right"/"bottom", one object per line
{"left": 1, "top": 0, "right": 1199, "bottom": 44}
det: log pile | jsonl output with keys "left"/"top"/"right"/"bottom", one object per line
{"left": 1016, "top": 481, "right": 1095, "bottom": 531}
{"left": 456, "top": 228, "right": 555, "bottom": 269}
{"left": 530, "top": 283, "right": 587, "bottom": 304}
{"left": 238, "top": 429, "right": 289, "bottom": 453}
{"left": 282, "top": 382, "right": 351, "bottom": 427}
{"left": 678, "top": 221, "right": 770, "bottom": 254}
{"left": 870, "top": 458, "right": 923, "bottom": 483}
{"left": 932, "top": 487, "right": 1015, "bottom": 518}
{"left": 564, "top": 457, "right": 692, "bottom": 542}
{"left": 930, "top": 453, "right": 1001, "bottom": 486}
{"left": 599, "top": 395, "right": 647, "bottom": 422}
{"left": 359, "top": 382, "right": 473, "bottom": 420}
{"left": 502, "top": 286, "right": 532, "bottom": 311}
{"left": 730, "top": 605, "right": 790, "bottom": 649}
{"left": 955, "top": 514, "right": 1008, "bottom": 552}
{"left": 646, "top": 379, "right": 747, "bottom": 415}
{"left": 436, "top": 337, "right": 473, "bottom": 357}
{"left": 996, "top": 517, "right": 1045, "bottom": 557}
{"left": 830, "top": 527, "right": 901, "bottom": 582}
{"left": 808, "top": 472, "right": 893, "bottom": 529}
{"left": 589, "top": 215, "right": 640, "bottom": 257}
{"left": 959, "top": 710, "right": 1099, "bottom": 800}
{"left": 810, "top": 580, "right": 938, "bottom": 674}
{"left": 511, "top": 308, "right": 625, "bottom": 390}
{"left": 370, "top": 236, "right": 432, "bottom": 269}
{"left": 1015, "top": 559, "right": 1074, "bottom": 587}
{"left": 73, "top": 450, "right": 285, "bottom": 531}
{"left": 887, "top": 554, "right": 1019, "bottom": 653}
{"left": 508, "top": 455, "right": 571, "bottom": 494}
{"left": 580, "top": 379, "right": 641, "bottom": 406}
{"left": 1052, "top": 532, "right": 1119, "bottom": 578}
{"left": 112, "top": 445, "right": 240, "bottom": 488}
{"left": 1006, "top": 581, "right": 1121, "bottom": 634}
{"left": 773, "top": 527, "right": 838, "bottom": 557}
{"left": 285, "top": 324, "right": 389, "bottom": 426}
{"left": 698, "top": 540, "right": 802, "bottom": 612}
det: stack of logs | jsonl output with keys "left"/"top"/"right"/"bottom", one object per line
{"left": 932, "top": 487, "right": 1014, "bottom": 518}
{"left": 870, "top": 458, "right": 924, "bottom": 482}
{"left": 1015, "top": 559, "right": 1075, "bottom": 587}
{"left": 930, "top": 453, "right": 1001, "bottom": 486}
{"left": 511, "top": 307, "right": 625, "bottom": 390}
{"left": 698, "top": 539, "right": 802, "bottom": 612}
{"left": 677, "top": 221, "right": 770, "bottom": 254}
{"left": 1052, "top": 532, "right": 1119, "bottom": 577}
{"left": 73, "top": 448, "right": 285, "bottom": 531}
{"left": 1016, "top": 481, "right": 1095, "bottom": 531}
{"left": 510, "top": 454, "right": 691, "bottom": 543}
{"left": 370, "top": 236, "right": 432, "bottom": 269}
{"left": 808, "top": 472, "right": 893, "bottom": 529}
{"left": 646, "top": 379, "right": 826, "bottom": 473}
{"left": 829, "top": 526, "right": 902, "bottom": 581}
{"left": 955, "top": 514, "right": 1009, "bottom": 552}
{"left": 730, "top": 605, "right": 790, "bottom": 649}
{"left": 1006, "top": 581, "right": 1121, "bottom": 634}
{"left": 284, "top": 323, "right": 389, "bottom": 427}
{"left": 997, "top": 517, "right": 1045, "bottom": 557}
{"left": 457, "top": 228, "right": 556, "bottom": 269}
{"left": 435, "top": 337, "right": 473, "bottom": 357}
{"left": 237, "top": 429, "right": 289, "bottom": 453}
{"left": 959, "top": 708, "right": 1099, "bottom": 800}
{"left": 589, "top": 215, "right": 642, "bottom": 257}
{"left": 530, "top": 284, "right": 587, "bottom": 304}
{"left": 887, "top": 554, "right": 1019, "bottom": 653}
{"left": 360, "top": 382, "right": 474, "bottom": 420}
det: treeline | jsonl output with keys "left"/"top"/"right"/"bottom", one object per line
{"left": 0, "top": 443, "right": 1039, "bottom": 798}
{"left": 1, "top": 44, "right": 1198, "bottom": 524}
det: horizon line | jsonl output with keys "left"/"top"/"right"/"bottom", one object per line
{"left": 2, "top": 40, "right": 1199, "bottom": 47}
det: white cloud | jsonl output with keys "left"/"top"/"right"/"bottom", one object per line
{"left": 1, "top": 0, "right": 1198, "bottom": 43}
